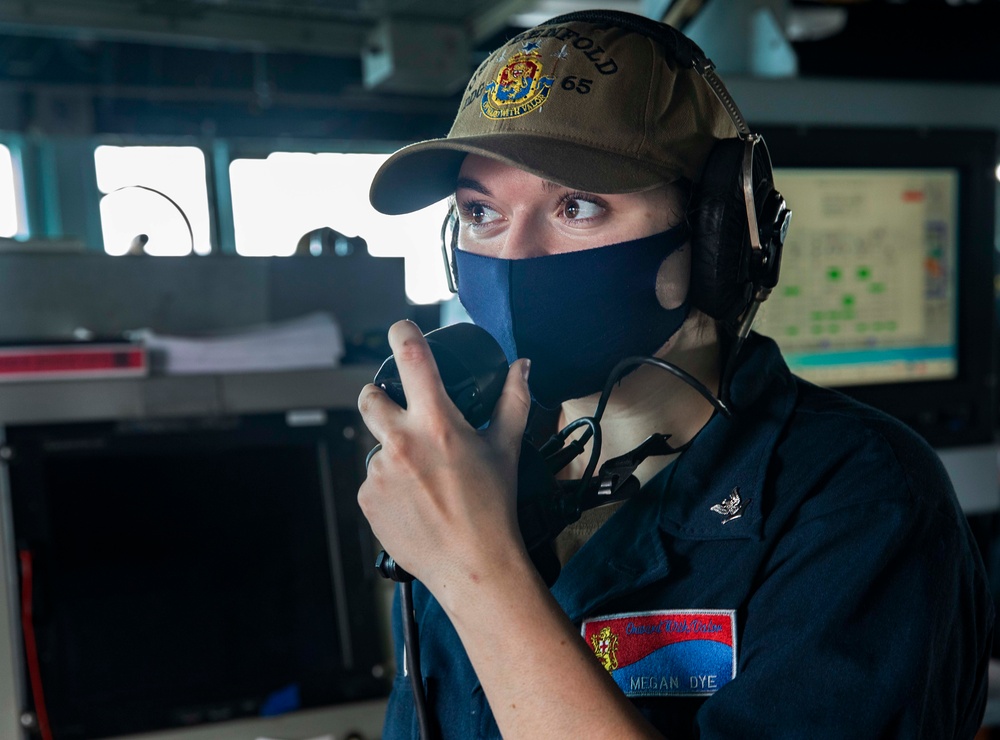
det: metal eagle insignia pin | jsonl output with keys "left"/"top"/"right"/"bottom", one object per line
{"left": 711, "top": 487, "right": 748, "bottom": 524}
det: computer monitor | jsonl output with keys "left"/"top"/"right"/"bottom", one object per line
{"left": 754, "top": 126, "right": 997, "bottom": 449}
{"left": 3, "top": 410, "right": 389, "bottom": 739}
{"left": 757, "top": 166, "right": 959, "bottom": 386}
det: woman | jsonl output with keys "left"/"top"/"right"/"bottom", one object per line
{"left": 358, "top": 10, "right": 992, "bottom": 738}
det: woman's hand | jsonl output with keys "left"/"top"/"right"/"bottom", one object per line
{"left": 359, "top": 320, "right": 662, "bottom": 739}
{"left": 357, "top": 319, "right": 532, "bottom": 599}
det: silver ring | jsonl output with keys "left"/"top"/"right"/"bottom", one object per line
{"left": 365, "top": 443, "right": 382, "bottom": 470}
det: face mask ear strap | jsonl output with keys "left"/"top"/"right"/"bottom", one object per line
{"left": 439, "top": 205, "right": 459, "bottom": 293}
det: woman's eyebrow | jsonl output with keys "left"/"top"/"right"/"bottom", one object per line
{"left": 455, "top": 177, "right": 491, "bottom": 197}
{"left": 456, "top": 175, "right": 574, "bottom": 196}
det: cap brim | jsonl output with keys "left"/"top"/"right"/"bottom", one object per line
{"left": 369, "top": 133, "right": 674, "bottom": 215}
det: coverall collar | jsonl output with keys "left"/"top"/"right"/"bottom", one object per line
{"left": 551, "top": 333, "right": 798, "bottom": 623}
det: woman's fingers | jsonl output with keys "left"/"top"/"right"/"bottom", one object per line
{"left": 488, "top": 359, "right": 532, "bottom": 460}
{"left": 384, "top": 320, "right": 455, "bottom": 418}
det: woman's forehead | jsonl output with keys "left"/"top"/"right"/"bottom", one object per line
{"left": 457, "top": 153, "right": 544, "bottom": 184}
{"left": 456, "top": 153, "right": 680, "bottom": 209}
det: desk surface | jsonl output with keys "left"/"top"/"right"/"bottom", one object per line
{"left": 0, "top": 365, "right": 378, "bottom": 425}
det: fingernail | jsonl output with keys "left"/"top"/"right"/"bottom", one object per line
{"left": 521, "top": 358, "right": 531, "bottom": 382}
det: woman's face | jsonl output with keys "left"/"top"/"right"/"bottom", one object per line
{"left": 454, "top": 154, "right": 691, "bottom": 310}
{"left": 455, "top": 154, "right": 684, "bottom": 257}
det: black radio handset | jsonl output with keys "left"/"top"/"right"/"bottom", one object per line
{"left": 370, "top": 322, "right": 567, "bottom": 586}
{"left": 373, "top": 322, "right": 509, "bottom": 430}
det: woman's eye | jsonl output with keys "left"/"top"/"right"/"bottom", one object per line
{"left": 461, "top": 202, "right": 500, "bottom": 226}
{"left": 562, "top": 198, "right": 604, "bottom": 220}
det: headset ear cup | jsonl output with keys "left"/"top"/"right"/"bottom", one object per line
{"left": 689, "top": 138, "right": 754, "bottom": 323}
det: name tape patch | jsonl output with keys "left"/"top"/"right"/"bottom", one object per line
{"left": 581, "top": 609, "right": 737, "bottom": 698}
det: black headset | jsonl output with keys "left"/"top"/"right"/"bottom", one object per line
{"left": 547, "top": 10, "right": 791, "bottom": 329}
{"left": 443, "top": 9, "right": 792, "bottom": 334}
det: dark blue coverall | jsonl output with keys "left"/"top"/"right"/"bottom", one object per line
{"left": 383, "top": 333, "right": 994, "bottom": 739}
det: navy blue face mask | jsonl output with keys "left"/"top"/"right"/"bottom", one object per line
{"left": 455, "top": 225, "right": 691, "bottom": 409}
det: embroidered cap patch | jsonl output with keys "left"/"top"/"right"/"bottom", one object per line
{"left": 581, "top": 610, "right": 737, "bottom": 697}
{"left": 481, "top": 42, "right": 556, "bottom": 120}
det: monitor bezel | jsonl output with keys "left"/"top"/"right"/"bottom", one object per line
{"left": 756, "top": 125, "right": 998, "bottom": 448}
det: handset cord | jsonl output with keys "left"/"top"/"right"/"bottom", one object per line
{"left": 400, "top": 582, "right": 435, "bottom": 740}
{"left": 567, "top": 355, "right": 731, "bottom": 501}
{"left": 392, "top": 354, "right": 730, "bottom": 740}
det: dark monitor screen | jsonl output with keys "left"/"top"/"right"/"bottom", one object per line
{"left": 7, "top": 411, "right": 388, "bottom": 739}
{"left": 754, "top": 126, "right": 997, "bottom": 448}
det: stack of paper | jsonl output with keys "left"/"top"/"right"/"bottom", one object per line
{"left": 130, "top": 312, "right": 345, "bottom": 375}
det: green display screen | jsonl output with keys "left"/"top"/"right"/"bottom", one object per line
{"left": 757, "top": 168, "right": 959, "bottom": 387}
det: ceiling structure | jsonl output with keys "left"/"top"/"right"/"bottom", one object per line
{"left": 1, "top": 0, "right": 997, "bottom": 80}
{"left": 0, "top": 0, "right": 997, "bottom": 140}
{"left": 0, "top": 0, "right": 535, "bottom": 97}
{"left": 0, "top": 0, "right": 557, "bottom": 71}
